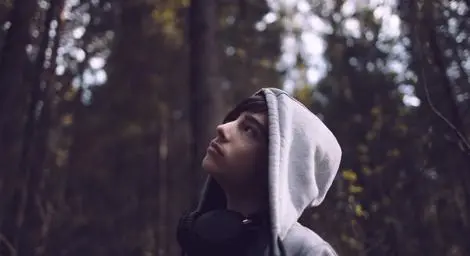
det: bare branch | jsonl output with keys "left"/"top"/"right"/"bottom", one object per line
{"left": 0, "top": 233, "right": 17, "bottom": 256}
{"left": 412, "top": 3, "right": 470, "bottom": 155}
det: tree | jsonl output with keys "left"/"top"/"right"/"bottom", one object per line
{"left": 188, "top": 0, "right": 224, "bottom": 204}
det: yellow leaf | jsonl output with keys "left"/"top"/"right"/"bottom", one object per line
{"left": 342, "top": 169, "right": 357, "bottom": 182}
{"left": 64, "top": 88, "right": 78, "bottom": 101}
{"left": 151, "top": 9, "right": 161, "bottom": 21}
{"left": 181, "top": 0, "right": 190, "bottom": 7}
{"left": 61, "top": 114, "right": 73, "bottom": 126}
{"left": 362, "top": 166, "right": 372, "bottom": 175}
{"left": 259, "top": 59, "right": 271, "bottom": 68}
{"left": 294, "top": 86, "right": 312, "bottom": 106}
{"left": 236, "top": 48, "right": 246, "bottom": 58}
{"left": 162, "top": 9, "right": 174, "bottom": 21}
{"left": 355, "top": 204, "right": 364, "bottom": 217}
{"left": 370, "top": 106, "right": 381, "bottom": 115}
{"left": 349, "top": 185, "right": 364, "bottom": 193}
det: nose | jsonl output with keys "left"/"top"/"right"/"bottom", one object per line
{"left": 216, "top": 123, "right": 228, "bottom": 141}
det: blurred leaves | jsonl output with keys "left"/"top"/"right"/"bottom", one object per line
{"left": 342, "top": 169, "right": 358, "bottom": 182}
{"left": 0, "top": 0, "right": 468, "bottom": 255}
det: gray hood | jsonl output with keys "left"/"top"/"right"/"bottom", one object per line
{"left": 196, "top": 88, "right": 342, "bottom": 252}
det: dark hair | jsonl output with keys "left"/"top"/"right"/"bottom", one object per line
{"left": 223, "top": 94, "right": 267, "bottom": 123}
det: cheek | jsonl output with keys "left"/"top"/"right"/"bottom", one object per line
{"left": 228, "top": 144, "right": 264, "bottom": 170}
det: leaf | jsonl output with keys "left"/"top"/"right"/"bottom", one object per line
{"left": 362, "top": 166, "right": 372, "bottom": 175}
{"left": 259, "top": 58, "right": 271, "bottom": 68}
{"left": 236, "top": 48, "right": 247, "bottom": 58}
{"left": 342, "top": 169, "right": 357, "bottom": 182}
{"left": 355, "top": 204, "right": 368, "bottom": 218}
{"left": 61, "top": 114, "right": 73, "bottom": 126}
{"left": 370, "top": 106, "right": 381, "bottom": 115}
{"left": 64, "top": 87, "right": 78, "bottom": 101}
{"left": 349, "top": 185, "right": 364, "bottom": 193}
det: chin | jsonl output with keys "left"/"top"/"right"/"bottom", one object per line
{"left": 201, "top": 155, "right": 221, "bottom": 174}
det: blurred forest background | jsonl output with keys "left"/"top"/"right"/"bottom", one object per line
{"left": 0, "top": 0, "right": 469, "bottom": 255}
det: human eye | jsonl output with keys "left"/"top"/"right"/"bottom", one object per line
{"left": 239, "top": 121, "right": 256, "bottom": 137}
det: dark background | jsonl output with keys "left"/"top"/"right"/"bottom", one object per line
{"left": 0, "top": 0, "right": 469, "bottom": 255}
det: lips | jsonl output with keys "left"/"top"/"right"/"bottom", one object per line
{"left": 208, "top": 141, "right": 224, "bottom": 156}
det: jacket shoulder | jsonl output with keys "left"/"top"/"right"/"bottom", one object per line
{"left": 282, "top": 222, "right": 338, "bottom": 256}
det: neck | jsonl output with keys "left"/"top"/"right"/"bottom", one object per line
{"left": 223, "top": 185, "right": 267, "bottom": 217}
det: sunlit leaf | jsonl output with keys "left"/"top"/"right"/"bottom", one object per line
{"left": 259, "top": 58, "right": 272, "bottom": 68}
{"left": 362, "top": 166, "right": 372, "bottom": 175}
{"left": 370, "top": 106, "right": 381, "bottom": 115}
{"left": 236, "top": 48, "right": 247, "bottom": 58}
{"left": 355, "top": 204, "right": 368, "bottom": 218}
{"left": 349, "top": 185, "right": 364, "bottom": 193}
{"left": 342, "top": 169, "right": 357, "bottom": 182}
{"left": 61, "top": 114, "right": 74, "bottom": 126}
{"left": 64, "top": 87, "right": 78, "bottom": 101}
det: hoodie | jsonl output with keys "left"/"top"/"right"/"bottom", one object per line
{"left": 194, "top": 88, "right": 342, "bottom": 255}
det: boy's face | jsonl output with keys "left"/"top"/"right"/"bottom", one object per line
{"left": 202, "top": 111, "right": 268, "bottom": 186}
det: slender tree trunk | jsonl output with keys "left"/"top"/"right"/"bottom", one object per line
{"left": 0, "top": 0, "right": 37, "bottom": 222}
{"left": 33, "top": 1, "right": 66, "bottom": 255}
{"left": 5, "top": 0, "right": 64, "bottom": 255}
{"left": 0, "top": 0, "right": 37, "bottom": 254}
{"left": 188, "top": 0, "right": 223, "bottom": 205}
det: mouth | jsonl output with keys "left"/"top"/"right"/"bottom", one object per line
{"left": 208, "top": 141, "right": 224, "bottom": 156}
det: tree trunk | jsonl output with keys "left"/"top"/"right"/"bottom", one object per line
{"left": 0, "top": 0, "right": 37, "bottom": 254}
{"left": 188, "top": 0, "right": 223, "bottom": 205}
{"left": 2, "top": 0, "right": 65, "bottom": 254}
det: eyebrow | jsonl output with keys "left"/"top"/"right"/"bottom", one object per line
{"left": 243, "top": 114, "right": 267, "bottom": 137}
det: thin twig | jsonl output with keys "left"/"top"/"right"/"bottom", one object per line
{"left": 0, "top": 233, "right": 17, "bottom": 256}
{"left": 413, "top": 22, "right": 470, "bottom": 154}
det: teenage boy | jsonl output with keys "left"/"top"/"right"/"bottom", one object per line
{"left": 177, "top": 88, "right": 342, "bottom": 256}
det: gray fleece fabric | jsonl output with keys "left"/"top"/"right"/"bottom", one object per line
{"left": 197, "top": 88, "right": 342, "bottom": 255}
